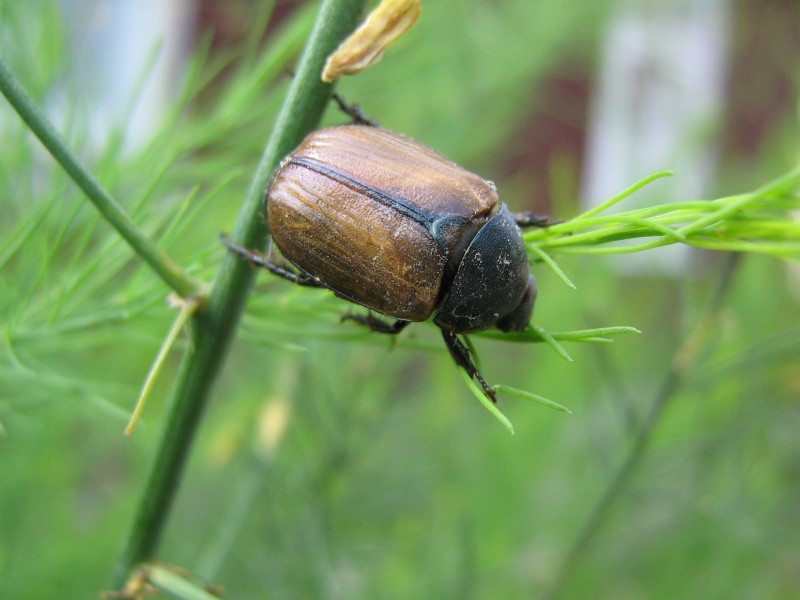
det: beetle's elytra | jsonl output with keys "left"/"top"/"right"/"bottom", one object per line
{"left": 223, "top": 121, "right": 548, "bottom": 403}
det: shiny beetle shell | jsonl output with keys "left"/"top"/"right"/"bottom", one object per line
{"left": 267, "top": 125, "right": 536, "bottom": 334}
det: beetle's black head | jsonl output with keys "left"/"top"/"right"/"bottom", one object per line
{"left": 434, "top": 205, "right": 536, "bottom": 334}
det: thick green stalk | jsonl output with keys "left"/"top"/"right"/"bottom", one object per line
{"left": 113, "top": 0, "right": 366, "bottom": 588}
{"left": 0, "top": 56, "right": 205, "bottom": 299}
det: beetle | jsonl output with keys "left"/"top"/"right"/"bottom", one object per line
{"left": 223, "top": 112, "right": 550, "bottom": 403}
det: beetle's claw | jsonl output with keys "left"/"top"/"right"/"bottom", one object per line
{"left": 472, "top": 369, "right": 498, "bottom": 404}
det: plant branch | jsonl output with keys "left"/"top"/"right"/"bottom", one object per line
{"left": 525, "top": 167, "right": 800, "bottom": 261}
{"left": 112, "top": 0, "right": 367, "bottom": 589}
{"left": 540, "top": 252, "right": 742, "bottom": 600}
{"left": 0, "top": 56, "right": 205, "bottom": 299}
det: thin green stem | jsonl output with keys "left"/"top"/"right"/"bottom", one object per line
{"left": 572, "top": 170, "right": 675, "bottom": 221}
{"left": 678, "top": 166, "right": 800, "bottom": 236}
{"left": 112, "top": 0, "right": 367, "bottom": 589}
{"left": 540, "top": 253, "right": 742, "bottom": 600}
{"left": 0, "top": 56, "right": 205, "bottom": 299}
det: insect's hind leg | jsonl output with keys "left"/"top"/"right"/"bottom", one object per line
{"left": 220, "top": 235, "right": 324, "bottom": 288}
{"left": 441, "top": 329, "right": 498, "bottom": 404}
{"left": 331, "top": 92, "right": 379, "bottom": 127}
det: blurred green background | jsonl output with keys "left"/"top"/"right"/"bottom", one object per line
{"left": 1, "top": 0, "right": 799, "bottom": 598}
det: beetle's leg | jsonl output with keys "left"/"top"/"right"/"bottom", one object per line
{"left": 341, "top": 312, "right": 410, "bottom": 334}
{"left": 441, "top": 330, "right": 498, "bottom": 404}
{"left": 511, "top": 212, "right": 559, "bottom": 228}
{"left": 220, "top": 235, "right": 324, "bottom": 288}
{"left": 331, "top": 92, "right": 380, "bottom": 127}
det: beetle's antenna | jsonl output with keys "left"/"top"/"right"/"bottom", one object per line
{"left": 441, "top": 330, "right": 498, "bottom": 403}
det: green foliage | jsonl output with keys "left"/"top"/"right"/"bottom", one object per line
{"left": 528, "top": 169, "right": 800, "bottom": 258}
{"left": 1, "top": 1, "right": 799, "bottom": 599}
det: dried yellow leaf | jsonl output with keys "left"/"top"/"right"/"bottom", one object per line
{"left": 322, "top": 0, "right": 421, "bottom": 82}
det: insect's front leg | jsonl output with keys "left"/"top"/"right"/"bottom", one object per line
{"left": 511, "top": 212, "right": 558, "bottom": 228}
{"left": 441, "top": 330, "right": 498, "bottom": 404}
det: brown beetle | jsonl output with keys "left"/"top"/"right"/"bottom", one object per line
{"left": 223, "top": 121, "right": 549, "bottom": 403}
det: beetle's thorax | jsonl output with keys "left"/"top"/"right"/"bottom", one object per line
{"left": 429, "top": 214, "right": 486, "bottom": 291}
{"left": 434, "top": 205, "right": 533, "bottom": 333}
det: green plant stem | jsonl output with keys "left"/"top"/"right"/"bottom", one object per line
{"left": 112, "top": 0, "right": 367, "bottom": 589}
{"left": 540, "top": 252, "right": 742, "bottom": 600}
{"left": 0, "top": 56, "right": 205, "bottom": 300}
